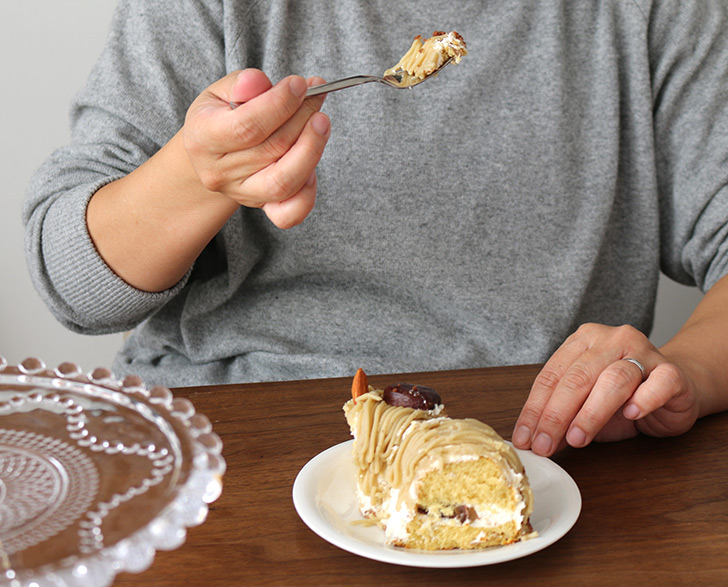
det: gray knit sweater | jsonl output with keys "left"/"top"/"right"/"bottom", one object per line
{"left": 23, "top": 0, "right": 728, "bottom": 387}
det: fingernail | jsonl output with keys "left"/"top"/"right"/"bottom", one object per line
{"left": 311, "top": 113, "right": 330, "bottom": 136}
{"left": 289, "top": 76, "right": 307, "bottom": 98}
{"left": 623, "top": 404, "right": 641, "bottom": 420}
{"left": 532, "top": 433, "right": 553, "bottom": 455}
{"left": 305, "top": 172, "right": 316, "bottom": 187}
{"left": 567, "top": 426, "right": 587, "bottom": 447}
{"left": 513, "top": 425, "right": 531, "bottom": 447}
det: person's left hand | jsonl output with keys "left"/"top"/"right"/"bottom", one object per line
{"left": 511, "top": 323, "right": 700, "bottom": 457}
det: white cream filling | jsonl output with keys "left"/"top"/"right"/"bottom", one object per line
{"left": 431, "top": 32, "right": 467, "bottom": 63}
{"left": 470, "top": 498, "right": 525, "bottom": 529}
{"left": 356, "top": 486, "right": 374, "bottom": 515}
{"left": 381, "top": 488, "right": 413, "bottom": 542}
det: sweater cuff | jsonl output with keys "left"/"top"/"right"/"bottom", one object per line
{"left": 41, "top": 180, "right": 190, "bottom": 333}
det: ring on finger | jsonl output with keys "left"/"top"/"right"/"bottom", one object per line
{"left": 622, "top": 357, "right": 646, "bottom": 381}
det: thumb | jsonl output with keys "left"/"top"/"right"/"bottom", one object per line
{"left": 187, "top": 69, "right": 274, "bottom": 116}
{"left": 228, "top": 68, "right": 273, "bottom": 105}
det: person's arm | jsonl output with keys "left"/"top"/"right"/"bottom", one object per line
{"left": 23, "top": 0, "right": 333, "bottom": 334}
{"left": 513, "top": 2, "right": 728, "bottom": 457}
{"left": 512, "top": 273, "right": 728, "bottom": 457}
{"left": 87, "top": 69, "right": 330, "bottom": 293}
{"left": 658, "top": 274, "right": 728, "bottom": 419}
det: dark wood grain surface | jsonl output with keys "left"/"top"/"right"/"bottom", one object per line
{"left": 112, "top": 365, "right": 728, "bottom": 586}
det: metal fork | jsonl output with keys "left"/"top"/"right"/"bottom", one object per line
{"left": 305, "top": 58, "right": 453, "bottom": 97}
{"left": 229, "top": 58, "right": 453, "bottom": 108}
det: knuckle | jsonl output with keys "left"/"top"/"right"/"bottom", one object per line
{"left": 612, "top": 324, "right": 648, "bottom": 346}
{"left": 234, "top": 115, "right": 268, "bottom": 146}
{"left": 533, "top": 368, "right": 562, "bottom": 393}
{"left": 265, "top": 170, "right": 296, "bottom": 202}
{"left": 575, "top": 322, "right": 601, "bottom": 338}
{"left": 634, "top": 384, "right": 661, "bottom": 411}
{"left": 576, "top": 404, "right": 601, "bottom": 426}
{"left": 261, "top": 132, "right": 293, "bottom": 160}
{"left": 652, "top": 362, "right": 683, "bottom": 390}
{"left": 602, "top": 363, "right": 639, "bottom": 390}
{"left": 303, "top": 133, "right": 328, "bottom": 162}
{"left": 518, "top": 403, "right": 544, "bottom": 424}
{"left": 561, "top": 364, "right": 593, "bottom": 392}
{"left": 540, "top": 408, "right": 567, "bottom": 429}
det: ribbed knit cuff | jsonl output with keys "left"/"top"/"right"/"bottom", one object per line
{"left": 40, "top": 179, "right": 190, "bottom": 333}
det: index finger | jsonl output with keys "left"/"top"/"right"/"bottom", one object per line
{"left": 512, "top": 329, "right": 591, "bottom": 450}
{"left": 226, "top": 74, "right": 310, "bottom": 149}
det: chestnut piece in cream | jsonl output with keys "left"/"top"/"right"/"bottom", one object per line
{"left": 382, "top": 383, "right": 442, "bottom": 410}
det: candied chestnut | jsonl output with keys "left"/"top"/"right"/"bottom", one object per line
{"left": 452, "top": 505, "right": 478, "bottom": 524}
{"left": 382, "top": 383, "right": 441, "bottom": 410}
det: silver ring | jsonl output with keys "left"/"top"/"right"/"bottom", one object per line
{"left": 622, "top": 358, "right": 646, "bottom": 381}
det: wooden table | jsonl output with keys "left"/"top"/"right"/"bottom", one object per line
{"left": 113, "top": 365, "right": 728, "bottom": 585}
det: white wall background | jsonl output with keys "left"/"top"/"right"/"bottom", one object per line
{"left": 1, "top": 2, "right": 121, "bottom": 371}
{"left": 0, "top": 1, "right": 705, "bottom": 373}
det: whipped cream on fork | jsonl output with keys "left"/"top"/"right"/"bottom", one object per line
{"left": 385, "top": 31, "right": 467, "bottom": 82}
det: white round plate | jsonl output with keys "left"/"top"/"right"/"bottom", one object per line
{"left": 292, "top": 440, "right": 580, "bottom": 568}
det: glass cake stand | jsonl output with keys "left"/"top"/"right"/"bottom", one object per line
{"left": 0, "top": 357, "right": 226, "bottom": 586}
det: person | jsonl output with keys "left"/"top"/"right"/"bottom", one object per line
{"left": 23, "top": 0, "right": 728, "bottom": 457}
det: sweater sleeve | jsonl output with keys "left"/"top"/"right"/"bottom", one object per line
{"left": 648, "top": 0, "right": 728, "bottom": 291}
{"left": 22, "top": 0, "right": 226, "bottom": 334}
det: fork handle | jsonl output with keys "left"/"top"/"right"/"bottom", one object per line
{"left": 305, "top": 76, "right": 383, "bottom": 97}
{"left": 230, "top": 75, "right": 381, "bottom": 109}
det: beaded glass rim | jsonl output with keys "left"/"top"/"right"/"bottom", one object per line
{"left": 0, "top": 356, "right": 226, "bottom": 587}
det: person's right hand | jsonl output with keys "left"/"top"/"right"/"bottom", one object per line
{"left": 183, "top": 68, "right": 331, "bottom": 229}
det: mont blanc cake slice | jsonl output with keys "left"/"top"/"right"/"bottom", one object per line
{"left": 343, "top": 369, "right": 535, "bottom": 550}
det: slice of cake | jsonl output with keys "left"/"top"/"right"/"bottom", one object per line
{"left": 343, "top": 369, "right": 535, "bottom": 550}
{"left": 385, "top": 31, "right": 468, "bottom": 80}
